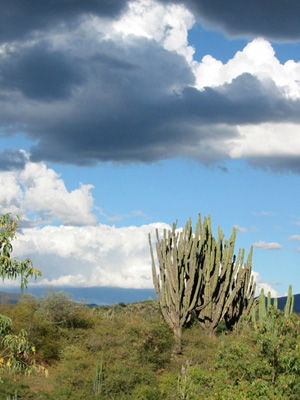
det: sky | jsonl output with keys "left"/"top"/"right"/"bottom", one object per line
{"left": 0, "top": 0, "right": 299, "bottom": 298}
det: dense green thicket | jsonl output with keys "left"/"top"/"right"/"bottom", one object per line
{"left": 0, "top": 292, "right": 299, "bottom": 400}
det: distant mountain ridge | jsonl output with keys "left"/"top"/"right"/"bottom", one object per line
{"left": 0, "top": 287, "right": 299, "bottom": 312}
{"left": 0, "top": 291, "right": 21, "bottom": 304}
{"left": 0, "top": 287, "right": 157, "bottom": 306}
{"left": 277, "top": 293, "right": 300, "bottom": 313}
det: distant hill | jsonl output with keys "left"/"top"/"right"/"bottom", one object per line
{"left": 0, "top": 291, "right": 21, "bottom": 304}
{"left": 0, "top": 286, "right": 157, "bottom": 306}
{"left": 0, "top": 287, "right": 299, "bottom": 312}
{"left": 277, "top": 293, "right": 300, "bottom": 313}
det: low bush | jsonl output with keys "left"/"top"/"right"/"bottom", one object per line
{"left": 0, "top": 296, "right": 299, "bottom": 399}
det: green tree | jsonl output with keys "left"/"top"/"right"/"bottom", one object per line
{"left": 0, "top": 213, "right": 46, "bottom": 378}
{"left": 0, "top": 214, "right": 41, "bottom": 290}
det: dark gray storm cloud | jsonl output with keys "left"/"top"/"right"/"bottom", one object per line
{"left": 172, "top": 74, "right": 300, "bottom": 126}
{"left": 0, "top": 43, "right": 85, "bottom": 101}
{"left": 0, "top": 149, "right": 27, "bottom": 171}
{"left": 161, "top": 0, "right": 300, "bottom": 41}
{"left": 0, "top": 1, "right": 300, "bottom": 174}
{"left": 1, "top": 33, "right": 299, "bottom": 169}
{"left": 248, "top": 156, "right": 300, "bottom": 175}
{"left": 3, "top": 0, "right": 300, "bottom": 44}
{"left": 0, "top": 0, "right": 127, "bottom": 44}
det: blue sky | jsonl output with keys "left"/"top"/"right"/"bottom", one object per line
{"left": 0, "top": 0, "right": 299, "bottom": 297}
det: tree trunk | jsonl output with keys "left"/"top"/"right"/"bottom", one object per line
{"left": 173, "top": 326, "right": 182, "bottom": 355}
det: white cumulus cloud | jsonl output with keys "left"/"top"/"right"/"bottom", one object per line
{"left": 113, "top": 0, "right": 195, "bottom": 63}
{"left": 6, "top": 222, "right": 171, "bottom": 289}
{"left": 0, "top": 171, "right": 24, "bottom": 217}
{"left": 233, "top": 224, "right": 247, "bottom": 233}
{"left": 253, "top": 241, "right": 283, "bottom": 250}
{"left": 289, "top": 235, "right": 300, "bottom": 241}
{"left": 251, "top": 271, "right": 281, "bottom": 298}
{"left": 193, "top": 38, "right": 300, "bottom": 99}
{"left": 191, "top": 38, "right": 300, "bottom": 165}
{"left": 0, "top": 159, "right": 97, "bottom": 226}
{"left": 230, "top": 123, "right": 300, "bottom": 160}
{"left": 2, "top": 221, "right": 282, "bottom": 299}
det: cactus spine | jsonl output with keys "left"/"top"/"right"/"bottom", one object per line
{"left": 149, "top": 214, "right": 204, "bottom": 354}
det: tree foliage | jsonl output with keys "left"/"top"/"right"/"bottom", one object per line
{"left": 0, "top": 214, "right": 46, "bottom": 380}
{"left": 0, "top": 214, "right": 41, "bottom": 290}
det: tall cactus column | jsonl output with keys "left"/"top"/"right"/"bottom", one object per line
{"left": 149, "top": 214, "right": 258, "bottom": 345}
{"left": 224, "top": 246, "right": 256, "bottom": 331}
{"left": 196, "top": 217, "right": 255, "bottom": 335}
{"left": 284, "top": 285, "right": 294, "bottom": 317}
{"left": 149, "top": 215, "right": 205, "bottom": 354}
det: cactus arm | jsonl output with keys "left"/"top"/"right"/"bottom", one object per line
{"left": 284, "top": 285, "right": 294, "bottom": 317}
{"left": 148, "top": 234, "right": 161, "bottom": 300}
{"left": 258, "top": 288, "right": 266, "bottom": 324}
{"left": 267, "top": 291, "right": 271, "bottom": 311}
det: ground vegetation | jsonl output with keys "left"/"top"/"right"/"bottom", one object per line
{"left": 0, "top": 293, "right": 299, "bottom": 399}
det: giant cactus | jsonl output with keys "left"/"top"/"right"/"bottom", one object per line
{"left": 149, "top": 214, "right": 206, "bottom": 354}
{"left": 195, "top": 216, "right": 254, "bottom": 335}
{"left": 149, "top": 214, "right": 257, "bottom": 347}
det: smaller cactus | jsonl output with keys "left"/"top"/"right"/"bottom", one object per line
{"left": 258, "top": 288, "right": 267, "bottom": 324}
{"left": 252, "top": 285, "right": 294, "bottom": 327}
{"left": 267, "top": 291, "right": 271, "bottom": 311}
{"left": 284, "top": 285, "right": 294, "bottom": 317}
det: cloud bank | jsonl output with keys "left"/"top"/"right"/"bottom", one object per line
{"left": 9, "top": 222, "right": 170, "bottom": 289}
{"left": 0, "top": 0, "right": 127, "bottom": 44}
{"left": 0, "top": 0, "right": 296, "bottom": 296}
{"left": 251, "top": 271, "right": 281, "bottom": 298}
{"left": 162, "top": 0, "right": 300, "bottom": 41}
{"left": 0, "top": 159, "right": 284, "bottom": 294}
{"left": 0, "top": 159, "right": 169, "bottom": 289}
{"left": 2, "top": 0, "right": 300, "bottom": 43}
{"left": 0, "top": 1, "right": 300, "bottom": 173}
